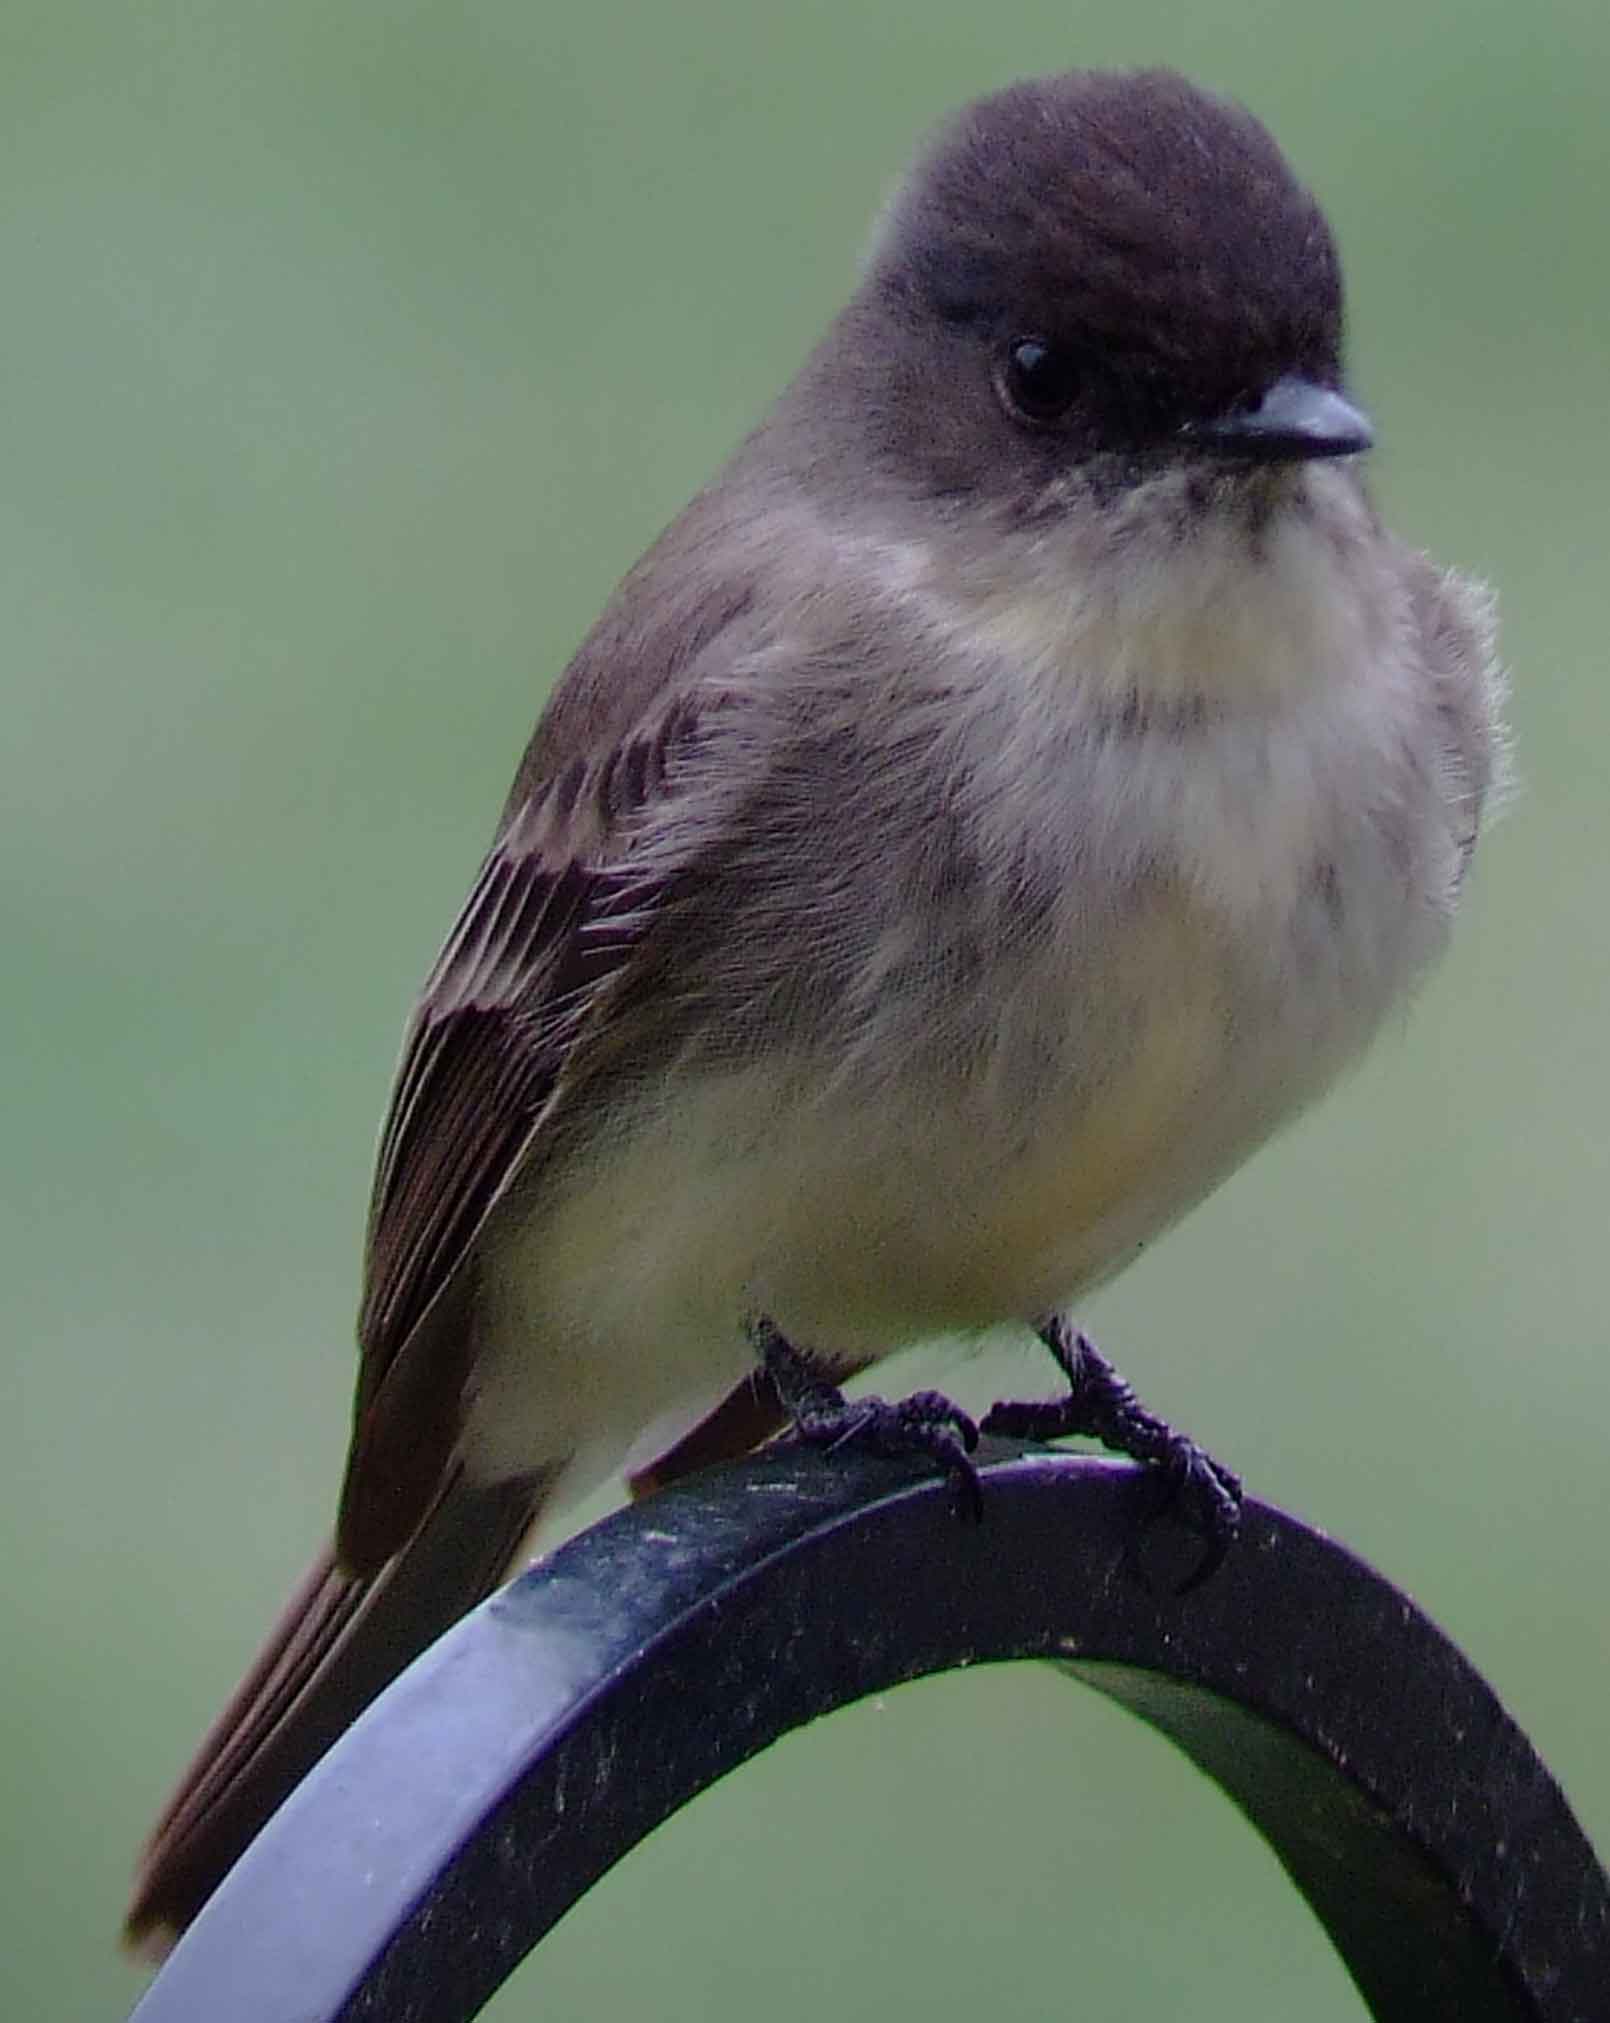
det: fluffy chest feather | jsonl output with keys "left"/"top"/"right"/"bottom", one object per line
{"left": 743, "top": 475, "right": 1457, "bottom": 1328}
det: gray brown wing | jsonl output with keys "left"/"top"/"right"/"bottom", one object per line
{"left": 337, "top": 690, "right": 708, "bottom": 1572}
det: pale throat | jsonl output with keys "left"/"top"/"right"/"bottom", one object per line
{"left": 917, "top": 465, "right": 1408, "bottom": 936}
{"left": 930, "top": 461, "right": 1381, "bottom": 720}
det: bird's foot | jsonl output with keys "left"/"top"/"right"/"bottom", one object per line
{"left": 981, "top": 1316, "right": 1242, "bottom": 1591}
{"left": 751, "top": 1318, "right": 983, "bottom": 1522}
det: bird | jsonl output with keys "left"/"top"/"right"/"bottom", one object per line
{"left": 126, "top": 65, "right": 1503, "bottom": 1953}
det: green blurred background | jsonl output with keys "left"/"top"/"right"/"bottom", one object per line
{"left": 3, "top": 1, "right": 1606, "bottom": 2016}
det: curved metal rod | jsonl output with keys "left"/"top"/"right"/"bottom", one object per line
{"left": 129, "top": 1445, "right": 1609, "bottom": 2022}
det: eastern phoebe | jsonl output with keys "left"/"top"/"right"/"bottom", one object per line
{"left": 127, "top": 67, "right": 1503, "bottom": 1951}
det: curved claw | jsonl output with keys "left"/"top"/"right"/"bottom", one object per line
{"left": 1150, "top": 1438, "right": 1243, "bottom": 1594}
{"left": 984, "top": 1318, "right": 1244, "bottom": 1593}
{"left": 793, "top": 1391, "right": 983, "bottom": 1523}
{"left": 750, "top": 1319, "right": 987, "bottom": 1522}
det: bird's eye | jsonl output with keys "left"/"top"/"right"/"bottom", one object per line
{"left": 997, "top": 337, "right": 1082, "bottom": 426}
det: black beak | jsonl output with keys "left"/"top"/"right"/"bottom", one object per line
{"left": 1185, "top": 375, "right": 1374, "bottom": 463}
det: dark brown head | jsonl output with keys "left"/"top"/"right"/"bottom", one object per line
{"left": 791, "top": 69, "right": 1370, "bottom": 517}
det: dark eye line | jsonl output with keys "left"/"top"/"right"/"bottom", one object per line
{"left": 992, "top": 326, "right": 1255, "bottom": 450}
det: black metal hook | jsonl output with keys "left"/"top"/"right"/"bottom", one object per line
{"left": 128, "top": 1445, "right": 1610, "bottom": 2022}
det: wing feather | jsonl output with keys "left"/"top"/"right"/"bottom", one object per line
{"left": 337, "top": 687, "right": 713, "bottom": 1569}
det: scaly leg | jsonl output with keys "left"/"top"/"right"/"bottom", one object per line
{"left": 982, "top": 1315, "right": 1243, "bottom": 1589}
{"left": 751, "top": 1317, "right": 983, "bottom": 1522}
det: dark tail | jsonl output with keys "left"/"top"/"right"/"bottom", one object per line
{"left": 124, "top": 1469, "right": 552, "bottom": 1958}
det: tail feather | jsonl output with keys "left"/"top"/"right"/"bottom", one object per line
{"left": 125, "top": 1469, "right": 552, "bottom": 1958}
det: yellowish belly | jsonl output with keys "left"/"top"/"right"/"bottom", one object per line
{"left": 757, "top": 887, "right": 1247, "bottom": 1342}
